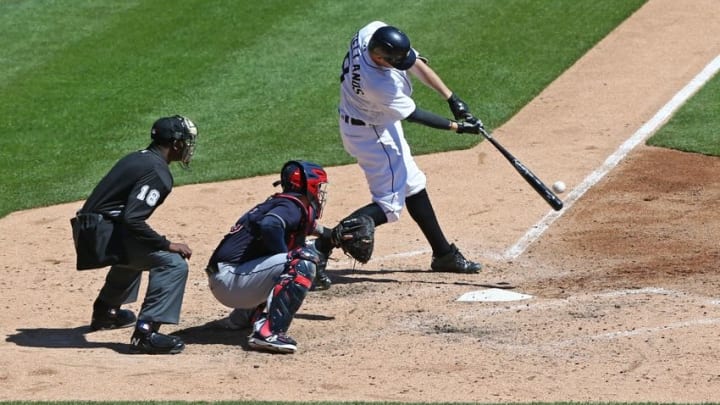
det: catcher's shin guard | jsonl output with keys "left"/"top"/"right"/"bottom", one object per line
{"left": 263, "top": 247, "right": 317, "bottom": 334}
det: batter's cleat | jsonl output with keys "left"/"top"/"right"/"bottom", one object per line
{"left": 129, "top": 330, "right": 185, "bottom": 355}
{"left": 90, "top": 308, "right": 137, "bottom": 331}
{"left": 247, "top": 331, "right": 297, "bottom": 354}
{"left": 430, "top": 244, "right": 482, "bottom": 274}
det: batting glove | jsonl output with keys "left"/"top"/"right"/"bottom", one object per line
{"left": 456, "top": 120, "right": 482, "bottom": 135}
{"left": 447, "top": 93, "right": 472, "bottom": 121}
{"left": 463, "top": 114, "right": 484, "bottom": 129}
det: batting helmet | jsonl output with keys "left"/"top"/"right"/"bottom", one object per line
{"left": 277, "top": 160, "right": 329, "bottom": 218}
{"left": 367, "top": 25, "right": 417, "bottom": 70}
{"left": 151, "top": 115, "right": 198, "bottom": 168}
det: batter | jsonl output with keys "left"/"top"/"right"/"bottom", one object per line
{"left": 311, "top": 21, "right": 484, "bottom": 289}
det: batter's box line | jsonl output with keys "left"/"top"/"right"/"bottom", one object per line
{"left": 463, "top": 287, "right": 720, "bottom": 316}
{"left": 549, "top": 317, "right": 720, "bottom": 349}
{"left": 503, "top": 54, "right": 720, "bottom": 261}
{"left": 483, "top": 316, "right": 720, "bottom": 355}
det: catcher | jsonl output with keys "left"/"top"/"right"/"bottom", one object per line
{"left": 204, "top": 160, "right": 368, "bottom": 353}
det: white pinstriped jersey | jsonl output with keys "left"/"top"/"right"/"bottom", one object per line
{"left": 338, "top": 21, "right": 416, "bottom": 126}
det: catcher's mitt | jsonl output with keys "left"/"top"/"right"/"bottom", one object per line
{"left": 332, "top": 215, "right": 375, "bottom": 263}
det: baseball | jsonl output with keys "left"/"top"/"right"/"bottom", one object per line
{"left": 552, "top": 181, "right": 566, "bottom": 194}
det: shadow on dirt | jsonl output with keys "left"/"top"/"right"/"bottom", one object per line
{"left": 6, "top": 327, "right": 128, "bottom": 353}
{"left": 173, "top": 313, "right": 334, "bottom": 350}
{"left": 172, "top": 321, "right": 246, "bottom": 347}
{"left": 323, "top": 267, "right": 513, "bottom": 289}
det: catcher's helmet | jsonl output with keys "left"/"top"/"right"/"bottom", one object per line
{"left": 151, "top": 115, "right": 198, "bottom": 168}
{"left": 277, "top": 160, "right": 329, "bottom": 218}
{"left": 368, "top": 25, "right": 417, "bottom": 70}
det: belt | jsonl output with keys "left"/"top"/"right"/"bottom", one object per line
{"left": 205, "top": 263, "right": 219, "bottom": 276}
{"left": 341, "top": 114, "right": 367, "bottom": 126}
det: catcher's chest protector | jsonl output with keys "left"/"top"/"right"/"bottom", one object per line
{"left": 246, "top": 194, "right": 315, "bottom": 249}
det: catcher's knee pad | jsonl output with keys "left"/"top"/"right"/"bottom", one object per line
{"left": 265, "top": 247, "right": 317, "bottom": 333}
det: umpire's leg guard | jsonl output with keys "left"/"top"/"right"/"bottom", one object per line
{"left": 261, "top": 247, "right": 318, "bottom": 335}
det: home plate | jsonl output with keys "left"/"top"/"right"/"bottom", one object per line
{"left": 457, "top": 288, "right": 533, "bottom": 302}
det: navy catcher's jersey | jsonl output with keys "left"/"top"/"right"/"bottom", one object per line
{"left": 209, "top": 193, "right": 316, "bottom": 265}
{"left": 80, "top": 144, "right": 173, "bottom": 251}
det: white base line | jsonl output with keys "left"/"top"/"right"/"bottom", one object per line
{"left": 503, "top": 54, "right": 720, "bottom": 261}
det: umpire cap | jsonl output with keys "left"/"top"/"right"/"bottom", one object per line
{"left": 368, "top": 25, "right": 417, "bottom": 70}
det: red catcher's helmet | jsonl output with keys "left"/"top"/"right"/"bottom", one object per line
{"left": 277, "top": 160, "right": 329, "bottom": 218}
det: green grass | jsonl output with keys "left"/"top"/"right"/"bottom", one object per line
{"left": 647, "top": 68, "right": 720, "bottom": 154}
{"left": 0, "top": 0, "right": 647, "bottom": 218}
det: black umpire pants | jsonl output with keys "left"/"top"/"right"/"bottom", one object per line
{"left": 96, "top": 236, "right": 189, "bottom": 325}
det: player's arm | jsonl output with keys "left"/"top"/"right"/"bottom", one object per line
{"left": 258, "top": 214, "right": 288, "bottom": 253}
{"left": 405, "top": 108, "right": 455, "bottom": 130}
{"left": 257, "top": 200, "right": 304, "bottom": 253}
{"left": 408, "top": 58, "right": 453, "bottom": 99}
{"left": 121, "top": 179, "right": 171, "bottom": 251}
{"left": 409, "top": 57, "right": 477, "bottom": 123}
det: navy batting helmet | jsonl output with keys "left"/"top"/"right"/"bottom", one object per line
{"left": 368, "top": 25, "right": 417, "bottom": 70}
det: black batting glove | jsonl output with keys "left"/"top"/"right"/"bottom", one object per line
{"left": 455, "top": 120, "right": 482, "bottom": 135}
{"left": 464, "top": 114, "right": 485, "bottom": 130}
{"left": 447, "top": 93, "right": 472, "bottom": 121}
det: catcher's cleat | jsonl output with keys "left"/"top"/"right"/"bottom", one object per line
{"left": 430, "top": 244, "right": 482, "bottom": 274}
{"left": 247, "top": 317, "right": 297, "bottom": 354}
{"left": 306, "top": 239, "right": 332, "bottom": 291}
{"left": 312, "top": 258, "right": 332, "bottom": 291}
{"left": 129, "top": 330, "right": 184, "bottom": 355}
{"left": 247, "top": 331, "right": 297, "bottom": 354}
{"left": 90, "top": 307, "right": 137, "bottom": 331}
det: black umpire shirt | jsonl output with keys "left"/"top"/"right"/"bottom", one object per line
{"left": 80, "top": 144, "right": 173, "bottom": 251}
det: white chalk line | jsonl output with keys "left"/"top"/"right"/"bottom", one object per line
{"left": 503, "top": 53, "right": 720, "bottom": 260}
{"left": 464, "top": 286, "right": 715, "bottom": 316}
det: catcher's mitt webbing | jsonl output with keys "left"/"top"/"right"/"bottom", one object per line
{"left": 332, "top": 215, "right": 375, "bottom": 263}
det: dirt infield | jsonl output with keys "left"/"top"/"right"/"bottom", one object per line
{"left": 2, "top": 0, "right": 720, "bottom": 402}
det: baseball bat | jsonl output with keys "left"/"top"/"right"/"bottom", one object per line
{"left": 478, "top": 126, "right": 563, "bottom": 211}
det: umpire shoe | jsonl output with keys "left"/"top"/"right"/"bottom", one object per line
{"left": 90, "top": 307, "right": 137, "bottom": 331}
{"left": 431, "top": 244, "right": 482, "bottom": 274}
{"left": 129, "top": 330, "right": 185, "bottom": 355}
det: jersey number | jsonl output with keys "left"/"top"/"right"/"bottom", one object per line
{"left": 136, "top": 185, "right": 160, "bottom": 207}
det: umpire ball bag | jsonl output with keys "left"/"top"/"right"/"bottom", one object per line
{"left": 70, "top": 212, "right": 124, "bottom": 270}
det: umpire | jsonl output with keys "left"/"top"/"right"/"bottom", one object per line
{"left": 71, "top": 115, "right": 198, "bottom": 355}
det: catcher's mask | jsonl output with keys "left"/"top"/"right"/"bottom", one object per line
{"left": 274, "top": 160, "right": 329, "bottom": 218}
{"left": 150, "top": 115, "right": 198, "bottom": 169}
{"left": 368, "top": 25, "right": 417, "bottom": 70}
